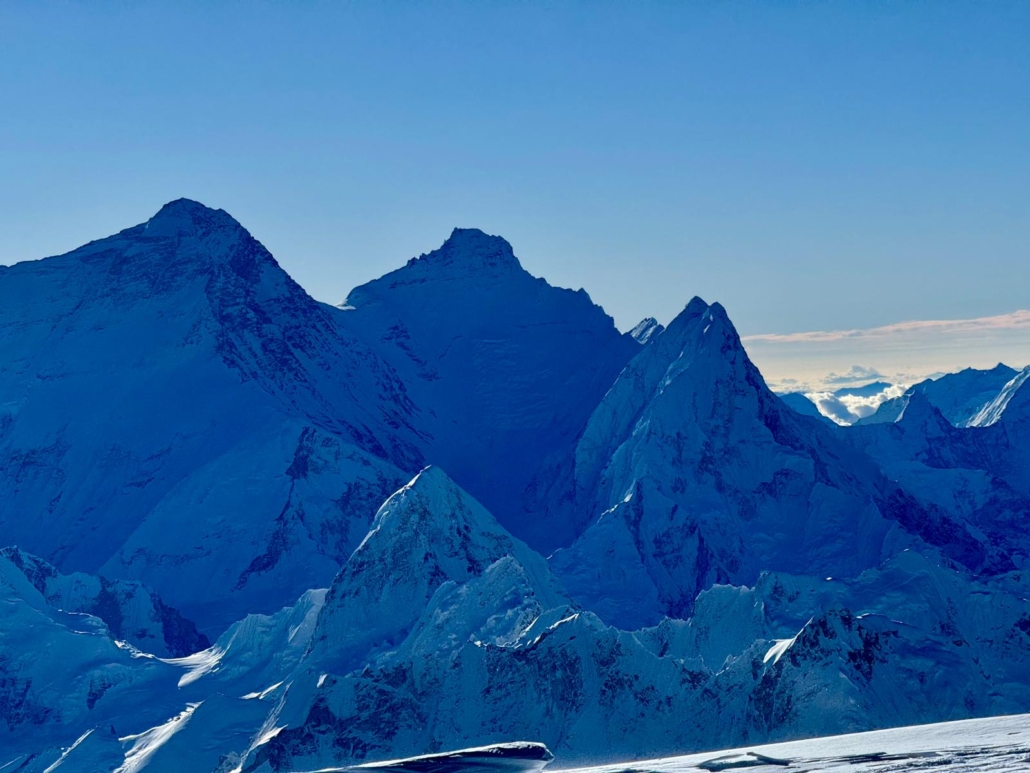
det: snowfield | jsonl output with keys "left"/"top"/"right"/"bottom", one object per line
{"left": 560, "top": 714, "right": 1030, "bottom": 773}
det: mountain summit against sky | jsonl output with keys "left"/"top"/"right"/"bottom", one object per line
{"left": 0, "top": 199, "right": 426, "bottom": 631}
{"left": 0, "top": 202, "right": 637, "bottom": 629}
{"left": 339, "top": 226, "right": 640, "bottom": 546}
{"left": 1, "top": 200, "right": 1028, "bottom": 772}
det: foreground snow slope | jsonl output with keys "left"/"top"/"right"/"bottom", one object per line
{"left": 561, "top": 713, "right": 1030, "bottom": 773}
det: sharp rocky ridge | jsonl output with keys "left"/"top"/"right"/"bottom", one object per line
{"left": 0, "top": 199, "right": 1028, "bottom": 771}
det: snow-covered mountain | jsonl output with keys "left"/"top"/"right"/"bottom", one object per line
{"left": 7, "top": 468, "right": 1028, "bottom": 771}
{"left": 629, "top": 317, "right": 664, "bottom": 345}
{"left": 967, "top": 365, "right": 1030, "bottom": 428}
{"left": 1, "top": 201, "right": 1028, "bottom": 771}
{"left": 777, "top": 391, "right": 833, "bottom": 422}
{"left": 0, "top": 207, "right": 635, "bottom": 631}
{"left": 0, "top": 199, "right": 425, "bottom": 632}
{"left": 547, "top": 298, "right": 1004, "bottom": 628}
{"left": 0, "top": 547, "right": 206, "bottom": 657}
{"left": 854, "top": 364, "right": 1021, "bottom": 427}
{"left": 842, "top": 385, "right": 1030, "bottom": 567}
{"left": 338, "top": 228, "right": 640, "bottom": 549}
{"left": 254, "top": 469, "right": 1030, "bottom": 768}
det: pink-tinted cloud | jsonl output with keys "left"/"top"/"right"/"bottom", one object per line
{"left": 743, "top": 310, "right": 1030, "bottom": 344}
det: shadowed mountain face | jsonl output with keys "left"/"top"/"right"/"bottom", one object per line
{"left": 339, "top": 227, "right": 641, "bottom": 549}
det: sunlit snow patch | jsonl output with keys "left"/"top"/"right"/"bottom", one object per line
{"left": 241, "top": 680, "right": 285, "bottom": 700}
{"left": 763, "top": 625, "right": 805, "bottom": 665}
{"left": 115, "top": 702, "right": 201, "bottom": 773}
{"left": 164, "top": 645, "right": 225, "bottom": 687}
{"left": 561, "top": 713, "right": 1030, "bottom": 773}
{"left": 42, "top": 729, "right": 94, "bottom": 773}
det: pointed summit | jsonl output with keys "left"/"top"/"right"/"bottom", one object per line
{"left": 145, "top": 198, "right": 243, "bottom": 239}
{"left": 424, "top": 227, "right": 522, "bottom": 273}
{"left": 653, "top": 297, "right": 744, "bottom": 356}
{"left": 560, "top": 296, "right": 934, "bottom": 623}
{"left": 309, "top": 466, "right": 563, "bottom": 669}
{"left": 338, "top": 230, "right": 639, "bottom": 549}
{"left": 968, "top": 365, "right": 1030, "bottom": 427}
{"left": 896, "top": 390, "right": 951, "bottom": 434}
{"left": 629, "top": 317, "right": 664, "bottom": 345}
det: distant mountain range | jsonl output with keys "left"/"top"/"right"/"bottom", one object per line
{"left": 1, "top": 200, "right": 1028, "bottom": 772}
{"left": 780, "top": 364, "right": 1026, "bottom": 427}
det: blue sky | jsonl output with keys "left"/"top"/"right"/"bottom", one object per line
{"left": 1, "top": 1, "right": 1027, "bottom": 388}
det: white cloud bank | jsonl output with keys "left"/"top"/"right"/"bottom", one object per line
{"left": 806, "top": 383, "right": 909, "bottom": 425}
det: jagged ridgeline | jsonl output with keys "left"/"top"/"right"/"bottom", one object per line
{"left": 0, "top": 200, "right": 1028, "bottom": 772}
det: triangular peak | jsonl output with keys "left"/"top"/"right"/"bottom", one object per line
{"left": 309, "top": 466, "right": 565, "bottom": 669}
{"left": 145, "top": 198, "right": 244, "bottom": 239}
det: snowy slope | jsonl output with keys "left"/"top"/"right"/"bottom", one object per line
{"left": 777, "top": 392, "right": 833, "bottom": 423}
{"left": 229, "top": 471, "right": 1030, "bottom": 768}
{"left": 0, "top": 547, "right": 207, "bottom": 657}
{"left": 0, "top": 200, "right": 418, "bottom": 631}
{"left": 4, "top": 469, "right": 1030, "bottom": 771}
{"left": 563, "top": 713, "right": 1030, "bottom": 773}
{"left": 967, "top": 366, "right": 1030, "bottom": 428}
{"left": 843, "top": 390, "right": 1030, "bottom": 568}
{"left": 629, "top": 317, "right": 664, "bottom": 345}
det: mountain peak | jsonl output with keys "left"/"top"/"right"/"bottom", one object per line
{"left": 145, "top": 198, "right": 242, "bottom": 239}
{"left": 630, "top": 317, "right": 664, "bottom": 345}
{"left": 656, "top": 296, "right": 743, "bottom": 355}
{"left": 896, "top": 390, "right": 949, "bottom": 431}
{"left": 406, "top": 227, "right": 522, "bottom": 275}
{"left": 683, "top": 295, "right": 711, "bottom": 316}
{"left": 968, "top": 365, "right": 1030, "bottom": 427}
{"left": 309, "top": 466, "right": 563, "bottom": 669}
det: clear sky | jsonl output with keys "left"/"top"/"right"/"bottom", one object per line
{"left": 2, "top": 1, "right": 1027, "bottom": 389}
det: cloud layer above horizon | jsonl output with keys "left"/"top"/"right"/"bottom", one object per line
{"left": 743, "top": 309, "right": 1030, "bottom": 393}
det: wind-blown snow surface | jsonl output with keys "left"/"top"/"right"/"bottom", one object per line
{"left": 2, "top": 201, "right": 1030, "bottom": 771}
{"left": 562, "top": 713, "right": 1030, "bottom": 773}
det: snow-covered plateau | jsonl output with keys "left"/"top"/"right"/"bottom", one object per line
{"left": 0, "top": 200, "right": 1028, "bottom": 772}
